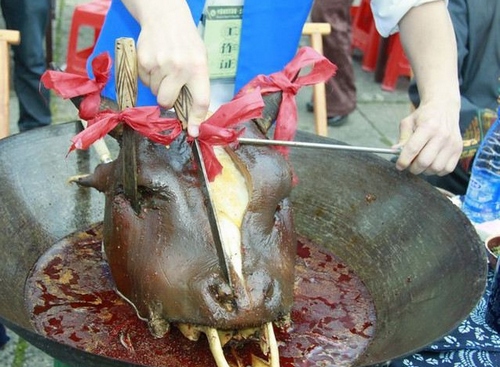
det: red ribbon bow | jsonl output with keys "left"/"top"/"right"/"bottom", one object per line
{"left": 45, "top": 48, "right": 335, "bottom": 184}
{"left": 236, "top": 46, "right": 337, "bottom": 155}
{"left": 67, "top": 89, "right": 264, "bottom": 183}
{"left": 41, "top": 52, "right": 112, "bottom": 120}
{"left": 69, "top": 107, "right": 183, "bottom": 153}
{"left": 191, "top": 89, "right": 265, "bottom": 181}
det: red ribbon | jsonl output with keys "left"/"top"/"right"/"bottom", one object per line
{"left": 67, "top": 89, "right": 264, "bottom": 183}
{"left": 46, "top": 49, "right": 335, "bottom": 183}
{"left": 191, "top": 89, "right": 265, "bottom": 181}
{"left": 235, "top": 46, "right": 337, "bottom": 155}
{"left": 69, "top": 107, "right": 182, "bottom": 153}
{"left": 41, "top": 52, "right": 112, "bottom": 120}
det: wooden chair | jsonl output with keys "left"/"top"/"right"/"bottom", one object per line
{"left": 302, "top": 22, "right": 331, "bottom": 136}
{"left": 0, "top": 30, "right": 20, "bottom": 139}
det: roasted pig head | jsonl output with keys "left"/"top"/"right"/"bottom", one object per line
{"left": 76, "top": 104, "right": 295, "bottom": 364}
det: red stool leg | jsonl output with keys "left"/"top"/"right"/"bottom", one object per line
{"left": 352, "top": 0, "right": 382, "bottom": 75}
{"left": 381, "top": 34, "right": 411, "bottom": 91}
{"left": 361, "top": 21, "right": 380, "bottom": 72}
{"left": 65, "top": 9, "right": 83, "bottom": 74}
{"left": 350, "top": 5, "right": 358, "bottom": 19}
{"left": 351, "top": 0, "right": 373, "bottom": 54}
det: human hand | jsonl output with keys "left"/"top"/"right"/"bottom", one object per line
{"left": 392, "top": 2, "right": 463, "bottom": 176}
{"left": 393, "top": 100, "right": 462, "bottom": 176}
{"left": 122, "top": 0, "right": 210, "bottom": 137}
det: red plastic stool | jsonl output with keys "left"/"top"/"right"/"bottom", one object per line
{"left": 65, "top": 0, "right": 111, "bottom": 76}
{"left": 351, "top": 0, "right": 382, "bottom": 73}
{"left": 381, "top": 33, "right": 412, "bottom": 91}
{"left": 350, "top": 5, "right": 358, "bottom": 19}
{"left": 360, "top": 20, "right": 381, "bottom": 72}
{"left": 351, "top": 0, "right": 373, "bottom": 55}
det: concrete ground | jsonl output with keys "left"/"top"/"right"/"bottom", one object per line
{"left": 1, "top": 0, "right": 411, "bottom": 366}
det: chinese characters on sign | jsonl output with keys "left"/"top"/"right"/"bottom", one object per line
{"left": 203, "top": 6, "right": 243, "bottom": 79}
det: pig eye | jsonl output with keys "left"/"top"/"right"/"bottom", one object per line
{"left": 265, "top": 280, "right": 275, "bottom": 299}
{"left": 139, "top": 186, "right": 175, "bottom": 202}
{"left": 274, "top": 201, "right": 284, "bottom": 223}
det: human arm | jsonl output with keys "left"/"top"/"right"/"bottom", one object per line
{"left": 120, "top": 0, "right": 210, "bottom": 137}
{"left": 407, "top": 0, "right": 498, "bottom": 134}
{"left": 394, "top": 1, "right": 462, "bottom": 176}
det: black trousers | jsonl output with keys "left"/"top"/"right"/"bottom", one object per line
{"left": 0, "top": 323, "right": 8, "bottom": 347}
{"left": 1, "top": 0, "right": 51, "bottom": 131}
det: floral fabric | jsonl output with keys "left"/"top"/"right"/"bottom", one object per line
{"left": 386, "top": 270, "right": 500, "bottom": 367}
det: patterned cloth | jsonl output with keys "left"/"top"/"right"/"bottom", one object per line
{"left": 387, "top": 270, "right": 500, "bottom": 367}
{"left": 459, "top": 108, "right": 497, "bottom": 174}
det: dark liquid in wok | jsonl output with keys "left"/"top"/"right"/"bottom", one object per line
{"left": 25, "top": 224, "right": 375, "bottom": 367}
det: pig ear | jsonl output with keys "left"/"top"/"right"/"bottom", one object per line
{"left": 251, "top": 91, "right": 282, "bottom": 135}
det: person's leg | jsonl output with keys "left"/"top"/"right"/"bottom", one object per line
{"left": 0, "top": 323, "right": 9, "bottom": 348}
{"left": 1, "top": 0, "right": 51, "bottom": 132}
{"left": 310, "top": 0, "right": 356, "bottom": 120}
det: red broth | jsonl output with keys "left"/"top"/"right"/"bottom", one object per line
{"left": 25, "top": 223, "right": 375, "bottom": 367}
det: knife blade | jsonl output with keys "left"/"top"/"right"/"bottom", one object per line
{"left": 191, "top": 139, "right": 232, "bottom": 287}
{"left": 173, "top": 86, "right": 232, "bottom": 287}
{"left": 115, "top": 38, "right": 140, "bottom": 213}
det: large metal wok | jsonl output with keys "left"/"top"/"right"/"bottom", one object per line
{"left": 0, "top": 122, "right": 487, "bottom": 366}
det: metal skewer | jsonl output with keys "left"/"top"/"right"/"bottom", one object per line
{"left": 238, "top": 137, "right": 401, "bottom": 155}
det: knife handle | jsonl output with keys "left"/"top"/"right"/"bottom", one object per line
{"left": 115, "top": 37, "right": 138, "bottom": 110}
{"left": 174, "top": 85, "right": 193, "bottom": 130}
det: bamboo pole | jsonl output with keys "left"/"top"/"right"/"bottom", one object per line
{"left": 0, "top": 30, "right": 20, "bottom": 139}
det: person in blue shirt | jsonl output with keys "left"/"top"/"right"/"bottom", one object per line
{"left": 90, "top": 0, "right": 313, "bottom": 136}
{"left": 89, "top": 0, "right": 463, "bottom": 178}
